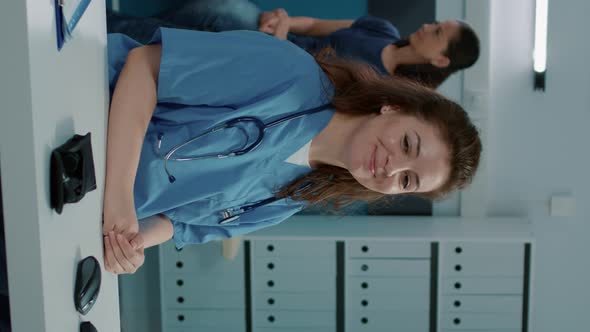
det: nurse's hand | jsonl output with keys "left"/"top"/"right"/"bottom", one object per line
{"left": 103, "top": 231, "right": 145, "bottom": 275}
{"left": 258, "top": 10, "right": 279, "bottom": 32}
{"left": 102, "top": 203, "right": 139, "bottom": 238}
{"left": 258, "top": 8, "right": 290, "bottom": 40}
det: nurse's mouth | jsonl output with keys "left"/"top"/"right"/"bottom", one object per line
{"left": 368, "top": 146, "right": 376, "bottom": 177}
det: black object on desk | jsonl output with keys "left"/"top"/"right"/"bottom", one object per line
{"left": 80, "top": 321, "right": 97, "bottom": 332}
{"left": 74, "top": 256, "right": 101, "bottom": 315}
{"left": 50, "top": 133, "right": 97, "bottom": 214}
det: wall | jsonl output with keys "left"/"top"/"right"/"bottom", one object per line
{"left": 487, "top": 0, "right": 590, "bottom": 330}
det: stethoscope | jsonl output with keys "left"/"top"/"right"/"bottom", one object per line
{"left": 154, "top": 103, "right": 332, "bottom": 224}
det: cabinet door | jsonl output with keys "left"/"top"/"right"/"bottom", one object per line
{"left": 347, "top": 276, "right": 430, "bottom": 295}
{"left": 165, "top": 309, "right": 245, "bottom": 329}
{"left": 346, "top": 311, "right": 429, "bottom": 332}
{"left": 347, "top": 241, "right": 430, "bottom": 258}
{"left": 253, "top": 273, "right": 335, "bottom": 292}
{"left": 347, "top": 293, "right": 429, "bottom": 312}
{"left": 255, "top": 292, "right": 335, "bottom": 310}
{"left": 253, "top": 240, "right": 335, "bottom": 258}
{"left": 440, "top": 277, "right": 523, "bottom": 295}
{"left": 441, "top": 242, "right": 524, "bottom": 278}
{"left": 440, "top": 295, "right": 522, "bottom": 313}
{"left": 347, "top": 259, "right": 430, "bottom": 277}
{"left": 254, "top": 310, "right": 335, "bottom": 328}
{"left": 440, "top": 312, "right": 521, "bottom": 330}
{"left": 252, "top": 256, "right": 335, "bottom": 275}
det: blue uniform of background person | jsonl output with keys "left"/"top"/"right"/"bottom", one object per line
{"left": 108, "top": 28, "right": 335, "bottom": 248}
{"left": 107, "top": 6, "right": 401, "bottom": 74}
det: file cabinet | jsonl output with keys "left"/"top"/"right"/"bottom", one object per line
{"left": 439, "top": 241, "right": 529, "bottom": 331}
{"left": 251, "top": 240, "right": 337, "bottom": 330}
{"left": 345, "top": 241, "right": 432, "bottom": 332}
{"left": 159, "top": 240, "right": 246, "bottom": 332}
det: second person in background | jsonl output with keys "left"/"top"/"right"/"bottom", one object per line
{"left": 107, "top": 0, "right": 480, "bottom": 87}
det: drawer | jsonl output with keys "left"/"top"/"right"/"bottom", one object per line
{"left": 165, "top": 309, "right": 245, "bottom": 329}
{"left": 347, "top": 276, "right": 430, "bottom": 295}
{"left": 253, "top": 273, "right": 335, "bottom": 292}
{"left": 162, "top": 272, "right": 244, "bottom": 293}
{"left": 441, "top": 277, "right": 523, "bottom": 295}
{"left": 252, "top": 256, "right": 335, "bottom": 275}
{"left": 346, "top": 311, "right": 429, "bottom": 331}
{"left": 347, "top": 259, "right": 429, "bottom": 277}
{"left": 441, "top": 295, "right": 522, "bottom": 313}
{"left": 441, "top": 253, "right": 523, "bottom": 278}
{"left": 254, "top": 292, "right": 335, "bottom": 310}
{"left": 165, "top": 328, "right": 241, "bottom": 332}
{"left": 254, "top": 310, "right": 335, "bottom": 328}
{"left": 163, "top": 289, "right": 244, "bottom": 309}
{"left": 252, "top": 240, "right": 335, "bottom": 258}
{"left": 347, "top": 241, "right": 430, "bottom": 258}
{"left": 255, "top": 328, "right": 334, "bottom": 332}
{"left": 440, "top": 312, "right": 521, "bottom": 329}
{"left": 441, "top": 242, "right": 523, "bottom": 260}
{"left": 441, "top": 330, "right": 520, "bottom": 332}
{"left": 347, "top": 293, "right": 429, "bottom": 312}
{"left": 160, "top": 245, "right": 245, "bottom": 274}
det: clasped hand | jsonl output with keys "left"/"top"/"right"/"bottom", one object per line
{"left": 102, "top": 208, "right": 145, "bottom": 275}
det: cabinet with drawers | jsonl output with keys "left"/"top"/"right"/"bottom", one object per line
{"left": 345, "top": 241, "right": 432, "bottom": 332}
{"left": 439, "top": 241, "right": 529, "bottom": 332}
{"left": 251, "top": 240, "right": 337, "bottom": 330}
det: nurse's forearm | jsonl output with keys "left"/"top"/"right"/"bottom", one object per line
{"left": 288, "top": 17, "right": 353, "bottom": 37}
{"left": 104, "top": 45, "right": 162, "bottom": 216}
{"left": 138, "top": 214, "right": 174, "bottom": 248}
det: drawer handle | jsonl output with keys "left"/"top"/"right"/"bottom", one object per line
{"left": 176, "top": 279, "right": 184, "bottom": 287}
{"left": 267, "top": 244, "right": 275, "bottom": 252}
{"left": 455, "top": 246, "right": 463, "bottom": 254}
{"left": 268, "top": 298, "right": 275, "bottom": 305}
{"left": 361, "top": 282, "right": 368, "bottom": 289}
{"left": 176, "top": 261, "right": 183, "bottom": 269}
{"left": 361, "top": 299, "right": 368, "bottom": 307}
{"left": 455, "top": 264, "right": 462, "bottom": 272}
{"left": 267, "top": 262, "right": 275, "bottom": 270}
{"left": 361, "top": 317, "right": 368, "bottom": 324}
{"left": 361, "top": 245, "right": 369, "bottom": 253}
{"left": 454, "top": 282, "right": 462, "bottom": 289}
{"left": 177, "top": 296, "right": 184, "bottom": 304}
{"left": 177, "top": 314, "right": 185, "bottom": 322}
{"left": 267, "top": 280, "right": 275, "bottom": 287}
{"left": 453, "top": 318, "right": 461, "bottom": 325}
{"left": 268, "top": 315, "right": 275, "bottom": 323}
{"left": 361, "top": 264, "right": 369, "bottom": 272}
{"left": 454, "top": 300, "right": 461, "bottom": 308}
{"left": 175, "top": 247, "right": 183, "bottom": 252}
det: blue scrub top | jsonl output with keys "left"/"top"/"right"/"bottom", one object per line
{"left": 108, "top": 28, "right": 335, "bottom": 247}
{"left": 289, "top": 16, "right": 401, "bottom": 74}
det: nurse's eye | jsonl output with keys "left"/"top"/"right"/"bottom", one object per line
{"left": 401, "top": 172, "right": 410, "bottom": 190}
{"left": 402, "top": 134, "right": 410, "bottom": 154}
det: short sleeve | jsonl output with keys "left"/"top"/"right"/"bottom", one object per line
{"left": 350, "top": 16, "right": 400, "bottom": 39}
{"left": 167, "top": 203, "right": 304, "bottom": 248}
{"left": 163, "top": 199, "right": 305, "bottom": 248}
{"left": 149, "top": 28, "right": 321, "bottom": 108}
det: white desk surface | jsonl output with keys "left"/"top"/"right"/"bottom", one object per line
{"left": 0, "top": 0, "right": 120, "bottom": 331}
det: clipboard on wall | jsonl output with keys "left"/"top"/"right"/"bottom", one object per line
{"left": 54, "top": 0, "right": 92, "bottom": 50}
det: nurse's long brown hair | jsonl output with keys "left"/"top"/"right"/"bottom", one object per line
{"left": 276, "top": 51, "right": 482, "bottom": 208}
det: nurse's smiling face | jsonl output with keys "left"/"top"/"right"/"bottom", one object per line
{"left": 345, "top": 105, "right": 451, "bottom": 195}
